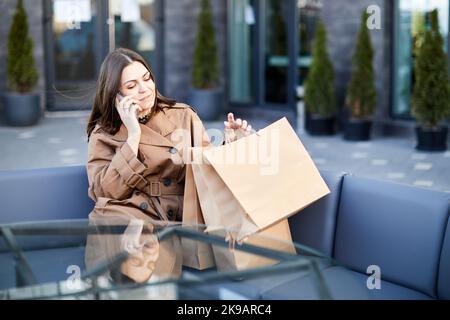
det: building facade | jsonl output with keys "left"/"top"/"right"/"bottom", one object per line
{"left": 0, "top": 0, "right": 449, "bottom": 133}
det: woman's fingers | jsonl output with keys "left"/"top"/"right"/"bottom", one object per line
{"left": 227, "top": 113, "right": 242, "bottom": 129}
{"left": 129, "top": 102, "right": 142, "bottom": 116}
{"left": 117, "top": 96, "right": 140, "bottom": 110}
{"left": 118, "top": 95, "right": 132, "bottom": 108}
{"left": 224, "top": 113, "right": 235, "bottom": 129}
{"left": 235, "top": 118, "right": 242, "bottom": 129}
{"left": 117, "top": 96, "right": 131, "bottom": 115}
{"left": 229, "top": 238, "right": 235, "bottom": 253}
{"left": 237, "top": 237, "right": 249, "bottom": 246}
{"left": 223, "top": 113, "right": 254, "bottom": 140}
{"left": 119, "top": 99, "right": 142, "bottom": 121}
{"left": 124, "top": 239, "right": 142, "bottom": 255}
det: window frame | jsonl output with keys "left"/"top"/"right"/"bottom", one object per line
{"left": 391, "top": 0, "right": 450, "bottom": 121}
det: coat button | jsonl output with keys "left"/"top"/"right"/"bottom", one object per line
{"left": 169, "top": 147, "right": 178, "bottom": 154}
{"left": 139, "top": 202, "right": 148, "bottom": 210}
{"left": 163, "top": 178, "right": 172, "bottom": 186}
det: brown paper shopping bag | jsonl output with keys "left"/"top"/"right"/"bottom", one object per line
{"left": 202, "top": 117, "right": 330, "bottom": 239}
{"left": 207, "top": 221, "right": 296, "bottom": 271}
{"left": 191, "top": 146, "right": 296, "bottom": 271}
{"left": 190, "top": 117, "right": 330, "bottom": 271}
{"left": 181, "top": 161, "right": 215, "bottom": 270}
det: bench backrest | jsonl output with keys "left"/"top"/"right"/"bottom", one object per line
{"left": 0, "top": 165, "right": 94, "bottom": 224}
{"left": 334, "top": 175, "right": 450, "bottom": 299}
{"left": 0, "top": 166, "right": 93, "bottom": 289}
{"left": 288, "top": 170, "right": 346, "bottom": 257}
{"left": 438, "top": 218, "right": 450, "bottom": 300}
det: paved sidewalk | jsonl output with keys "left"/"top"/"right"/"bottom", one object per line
{"left": 0, "top": 111, "right": 449, "bottom": 193}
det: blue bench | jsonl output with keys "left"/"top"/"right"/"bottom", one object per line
{"left": 0, "top": 165, "right": 449, "bottom": 299}
{"left": 0, "top": 166, "right": 92, "bottom": 289}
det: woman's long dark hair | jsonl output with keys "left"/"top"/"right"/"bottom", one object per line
{"left": 87, "top": 48, "right": 176, "bottom": 140}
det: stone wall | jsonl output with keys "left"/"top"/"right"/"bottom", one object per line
{"left": 322, "top": 0, "right": 391, "bottom": 125}
{"left": 163, "top": 0, "right": 227, "bottom": 102}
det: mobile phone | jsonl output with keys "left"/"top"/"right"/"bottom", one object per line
{"left": 117, "top": 93, "right": 124, "bottom": 101}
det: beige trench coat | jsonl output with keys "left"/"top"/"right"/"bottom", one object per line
{"left": 84, "top": 103, "right": 212, "bottom": 283}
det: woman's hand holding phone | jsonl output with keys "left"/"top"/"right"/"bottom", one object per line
{"left": 116, "top": 93, "right": 142, "bottom": 155}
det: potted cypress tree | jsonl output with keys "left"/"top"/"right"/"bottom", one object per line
{"left": 304, "top": 21, "right": 337, "bottom": 135}
{"left": 412, "top": 9, "right": 450, "bottom": 152}
{"left": 3, "top": 0, "right": 40, "bottom": 126}
{"left": 344, "top": 11, "right": 376, "bottom": 141}
{"left": 187, "top": 0, "right": 222, "bottom": 121}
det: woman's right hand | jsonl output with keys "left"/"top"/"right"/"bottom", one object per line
{"left": 116, "top": 95, "right": 142, "bottom": 155}
{"left": 115, "top": 94, "right": 142, "bottom": 138}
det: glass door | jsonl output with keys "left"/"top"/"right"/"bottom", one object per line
{"left": 393, "top": 0, "right": 449, "bottom": 118}
{"left": 44, "top": 0, "right": 107, "bottom": 111}
{"left": 228, "top": 0, "right": 256, "bottom": 104}
{"left": 297, "top": 0, "right": 322, "bottom": 87}
{"left": 228, "top": 0, "right": 297, "bottom": 118}
{"left": 264, "top": 0, "right": 289, "bottom": 104}
{"left": 44, "top": 0, "right": 162, "bottom": 111}
{"left": 108, "top": 0, "right": 161, "bottom": 81}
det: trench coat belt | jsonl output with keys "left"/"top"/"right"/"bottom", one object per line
{"left": 133, "top": 179, "right": 184, "bottom": 197}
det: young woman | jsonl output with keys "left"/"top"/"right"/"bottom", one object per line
{"left": 84, "top": 48, "right": 253, "bottom": 283}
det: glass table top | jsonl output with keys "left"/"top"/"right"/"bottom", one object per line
{"left": 0, "top": 219, "right": 345, "bottom": 300}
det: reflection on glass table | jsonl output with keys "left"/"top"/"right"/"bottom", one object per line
{"left": 0, "top": 219, "right": 358, "bottom": 300}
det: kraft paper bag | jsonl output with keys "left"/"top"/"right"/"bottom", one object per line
{"left": 189, "top": 117, "right": 330, "bottom": 271}
{"left": 199, "top": 117, "right": 330, "bottom": 240}
{"left": 181, "top": 160, "right": 215, "bottom": 270}
{"left": 207, "top": 221, "right": 296, "bottom": 272}
{"left": 191, "top": 148, "right": 296, "bottom": 271}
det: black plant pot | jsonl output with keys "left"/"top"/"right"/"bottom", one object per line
{"left": 187, "top": 88, "right": 223, "bottom": 121}
{"left": 3, "top": 93, "right": 40, "bottom": 126}
{"left": 344, "top": 119, "right": 372, "bottom": 141}
{"left": 306, "top": 113, "right": 335, "bottom": 136}
{"left": 415, "top": 126, "right": 448, "bottom": 152}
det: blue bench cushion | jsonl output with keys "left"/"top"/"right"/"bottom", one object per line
{"left": 334, "top": 175, "right": 450, "bottom": 298}
{"left": 180, "top": 257, "right": 333, "bottom": 300}
{"left": 0, "top": 166, "right": 94, "bottom": 224}
{"left": 260, "top": 266, "right": 432, "bottom": 300}
{"left": 180, "top": 269, "right": 302, "bottom": 300}
{"left": 289, "top": 170, "right": 346, "bottom": 256}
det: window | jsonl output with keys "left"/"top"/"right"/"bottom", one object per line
{"left": 297, "top": 0, "right": 322, "bottom": 86}
{"left": 393, "top": 0, "right": 449, "bottom": 118}
{"left": 228, "top": 0, "right": 255, "bottom": 104}
{"left": 264, "top": 0, "right": 289, "bottom": 103}
{"left": 109, "top": 0, "right": 157, "bottom": 69}
{"left": 46, "top": 0, "right": 100, "bottom": 110}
